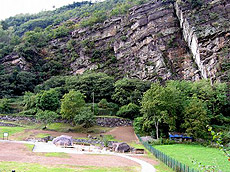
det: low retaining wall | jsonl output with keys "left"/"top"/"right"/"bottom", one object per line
{"left": 0, "top": 115, "right": 132, "bottom": 128}
{"left": 96, "top": 117, "right": 132, "bottom": 127}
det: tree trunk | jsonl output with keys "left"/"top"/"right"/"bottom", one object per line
{"left": 155, "top": 121, "right": 159, "bottom": 140}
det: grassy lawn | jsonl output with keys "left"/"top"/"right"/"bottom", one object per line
{"left": 0, "top": 161, "right": 139, "bottom": 172}
{"left": 0, "top": 126, "right": 25, "bottom": 136}
{"left": 129, "top": 142, "right": 174, "bottom": 172}
{"left": 47, "top": 123, "right": 112, "bottom": 134}
{"left": 153, "top": 144, "right": 229, "bottom": 172}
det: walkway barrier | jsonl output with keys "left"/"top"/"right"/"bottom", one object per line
{"left": 136, "top": 134, "right": 199, "bottom": 172}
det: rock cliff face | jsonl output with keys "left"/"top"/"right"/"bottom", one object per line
{"left": 2, "top": 0, "right": 230, "bottom": 82}
{"left": 175, "top": 0, "right": 230, "bottom": 82}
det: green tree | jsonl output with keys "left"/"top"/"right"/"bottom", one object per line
{"left": 0, "top": 98, "right": 11, "bottom": 113}
{"left": 74, "top": 107, "right": 95, "bottom": 128}
{"left": 182, "top": 97, "right": 210, "bottom": 139}
{"left": 36, "top": 110, "right": 59, "bottom": 129}
{"left": 60, "top": 90, "right": 85, "bottom": 121}
{"left": 23, "top": 92, "right": 37, "bottom": 110}
{"left": 112, "top": 78, "right": 151, "bottom": 106}
{"left": 65, "top": 72, "right": 114, "bottom": 102}
{"left": 116, "top": 103, "right": 140, "bottom": 119}
{"left": 36, "top": 89, "right": 60, "bottom": 111}
{"left": 141, "top": 82, "right": 180, "bottom": 139}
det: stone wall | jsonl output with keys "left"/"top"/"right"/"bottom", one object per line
{"left": 96, "top": 117, "right": 132, "bottom": 127}
{"left": 0, "top": 115, "right": 132, "bottom": 128}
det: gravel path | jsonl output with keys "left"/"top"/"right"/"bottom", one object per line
{"left": 0, "top": 140, "right": 156, "bottom": 171}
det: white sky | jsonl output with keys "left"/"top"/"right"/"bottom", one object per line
{"left": 0, "top": 0, "right": 82, "bottom": 20}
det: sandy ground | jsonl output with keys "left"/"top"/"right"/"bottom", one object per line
{"left": 0, "top": 126, "right": 158, "bottom": 170}
{"left": 0, "top": 142, "right": 138, "bottom": 167}
{"left": 105, "top": 126, "right": 139, "bottom": 142}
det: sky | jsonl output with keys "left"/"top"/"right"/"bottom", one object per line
{"left": 0, "top": 0, "right": 82, "bottom": 20}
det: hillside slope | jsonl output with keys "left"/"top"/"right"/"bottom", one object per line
{"left": 0, "top": 0, "right": 229, "bottom": 96}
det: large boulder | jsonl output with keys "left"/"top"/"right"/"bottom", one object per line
{"left": 112, "top": 142, "right": 130, "bottom": 152}
{"left": 52, "top": 135, "right": 73, "bottom": 146}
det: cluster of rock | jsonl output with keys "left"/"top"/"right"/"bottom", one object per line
{"left": 51, "top": 135, "right": 132, "bottom": 153}
{"left": 74, "top": 138, "right": 117, "bottom": 147}
{"left": 0, "top": 115, "right": 36, "bottom": 122}
{"left": 96, "top": 117, "right": 132, "bottom": 127}
{"left": 0, "top": 122, "right": 19, "bottom": 127}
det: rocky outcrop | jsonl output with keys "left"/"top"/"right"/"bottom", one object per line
{"left": 70, "top": 0, "right": 199, "bottom": 81}
{"left": 1, "top": 0, "right": 229, "bottom": 82}
{"left": 175, "top": 0, "right": 230, "bottom": 82}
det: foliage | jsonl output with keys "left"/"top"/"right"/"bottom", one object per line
{"left": 112, "top": 78, "right": 151, "bottom": 106}
{"left": 80, "top": 10, "right": 107, "bottom": 27}
{"left": 73, "top": 107, "right": 95, "bottom": 128}
{"left": 133, "top": 117, "right": 145, "bottom": 135}
{"left": 34, "top": 76, "right": 67, "bottom": 94}
{"left": 182, "top": 96, "right": 210, "bottom": 139}
{"left": 98, "top": 99, "right": 109, "bottom": 109}
{"left": 207, "top": 126, "right": 230, "bottom": 161}
{"left": 36, "top": 110, "right": 59, "bottom": 129}
{"left": 189, "top": 0, "right": 203, "bottom": 9}
{"left": 23, "top": 92, "right": 37, "bottom": 110}
{"left": 141, "top": 82, "right": 180, "bottom": 139}
{"left": 0, "top": 98, "right": 11, "bottom": 113}
{"left": 66, "top": 72, "right": 115, "bottom": 102}
{"left": 116, "top": 103, "right": 140, "bottom": 119}
{"left": 138, "top": 80, "right": 230, "bottom": 140}
{"left": 60, "top": 90, "right": 85, "bottom": 121}
{"left": 36, "top": 89, "right": 60, "bottom": 111}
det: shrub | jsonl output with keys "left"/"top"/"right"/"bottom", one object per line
{"left": 74, "top": 107, "right": 95, "bottom": 128}
{"left": 36, "top": 110, "right": 59, "bottom": 129}
{"left": 0, "top": 98, "right": 11, "bottom": 113}
{"left": 98, "top": 99, "right": 109, "bottom": 109}
{"left": 116, "top": 103, "right": 140, "bottom": 119}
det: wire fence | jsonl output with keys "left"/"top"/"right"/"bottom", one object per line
{"left": 136, "top": 134, "right": 199, "bottom": 172}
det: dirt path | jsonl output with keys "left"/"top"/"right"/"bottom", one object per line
{"left": 0, "top": 142, "right": 139, "bottom": 167}
{"left": 104, "top": 126, "right": 139, "bottom": 142}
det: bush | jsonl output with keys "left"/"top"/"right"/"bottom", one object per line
{"left": 98, "top": 99, "right": 109, "bottom": 109}
{"left": 19, "top": 108, "right": 38, "bottom": 116}
{"left": 0, "top": 98, "right": 11, "bottom": 113}
{"left": 133, "top": 117, "right": 144, "bottom": 135}
{"left": 116, "top": 103, "right": 140, "bottom": 119}
{"left": 150, "top": 138, "right": 176, "bottom": 145}
{"left": 36, "top": 89, "right": 60, "bottom": 111}
{"left": 36, "top": 110, "right": 59, "bottom": 129}
{"left": 74, "top": 107, "right": 95, "bottom": 128}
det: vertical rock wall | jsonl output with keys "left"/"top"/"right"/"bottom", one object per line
{"left": 175, "top": 0, "right": 230, "bottom": 82}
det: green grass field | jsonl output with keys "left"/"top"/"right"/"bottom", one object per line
{"left": 153, "top": 144, "right": 230, "bottom": 172}
{"left": 0, "top": 162, "right": 139, "bottom": 172}
{"left": 0, "top": 126, "right": 25, "bottom": 136}
{"left": 129, "top": 142, "right": 174, "bottom": 172}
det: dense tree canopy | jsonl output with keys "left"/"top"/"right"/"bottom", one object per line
{"left": 66, "top": 72, "right": 115, "bottom": 102}
{"left": 60, "top": 90, "right": 85, "bottom": 121}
